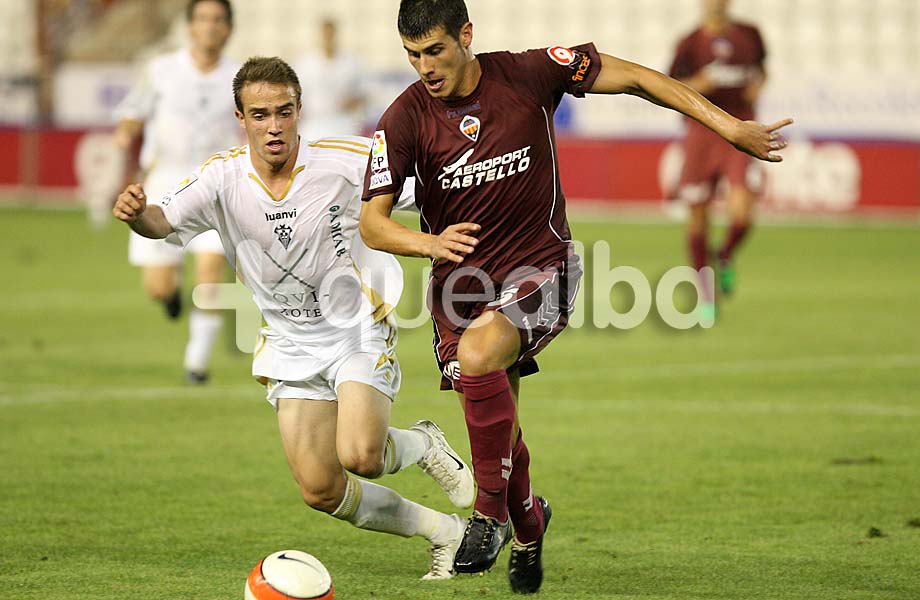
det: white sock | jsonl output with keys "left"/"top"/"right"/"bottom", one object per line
{"left": 183, "top": 310, "right": 222, "bottom": 372}
{"left": 382, "top": 427, "right": 430, "bottom": 475}
{"left": 332, "top": 475, "right": 448, "bottom": 542}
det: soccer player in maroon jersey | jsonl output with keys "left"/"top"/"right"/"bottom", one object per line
{"left": 359, "top": 0, "right": 791, "bottom": 593}
{"left": 669, "top": 0, "right": 769, "bottom": 315}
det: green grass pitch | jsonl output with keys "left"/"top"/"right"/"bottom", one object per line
{"left": 1, "top": 208, "right": 918, "bottom": 599}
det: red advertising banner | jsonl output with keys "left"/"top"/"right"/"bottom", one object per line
{"left": 2, "top": 128, "right": 918, "bottom": 214}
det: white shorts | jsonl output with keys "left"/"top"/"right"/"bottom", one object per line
{"left": 254, "top": 320, "right": 401, "bottom": 408}
{"left": 128, "top": 229, "right": 224, "bottom": 266}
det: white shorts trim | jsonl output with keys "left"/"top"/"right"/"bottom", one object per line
{"left": 256, "top": 321, "right": 401, "bottom": 409}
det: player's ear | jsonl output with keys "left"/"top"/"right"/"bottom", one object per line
{"left": 235, "top": 109, "right": 245, "bottom": 128}
{"left": 459, "top": 22, "right": 473, "bottom": 50}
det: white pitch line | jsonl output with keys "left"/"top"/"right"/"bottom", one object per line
{"left": 540, "top": 353, "right": 920, "bottom": 382}
{"left": 0, "top": 384, "right": 258, "bottom": 407}
{"left": 551, "top": 397, "right": 920, "bottom": 418}
{"left": 1, "top": 354, "right": 917, "bottom": 411}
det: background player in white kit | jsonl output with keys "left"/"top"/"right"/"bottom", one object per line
{"left": 294, "top": 18, "right": 368, "bottom": 140}
{"left": 113, "top": 0, "right": 241, "bottom": 383}
{"left": 112, "top": 57, "right": 473, "bottom": 580}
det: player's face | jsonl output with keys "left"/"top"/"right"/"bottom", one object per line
{"left": 188, "top": 0, "right": 232, "bottom": 54}
{"left": 402, "top": 23, "right": 475, "bottom": 100}
{"left": 236, "top": 82, "right": 301, "bottom": 171}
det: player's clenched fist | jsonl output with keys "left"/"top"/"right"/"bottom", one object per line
{"left": 429, "top": 222, "right": 480, "bottom": 264}
{"left": 112, "top": 183, "right": 147, "bottom": 222}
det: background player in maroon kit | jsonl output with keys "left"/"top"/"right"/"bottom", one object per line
{"left": 359, "top": 0, "right": 791, "bottom": 593}
{"left": 670, "top": 0, "right": 768, "bottom": 315}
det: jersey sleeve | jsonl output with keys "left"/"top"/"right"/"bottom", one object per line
{"left": 153, "top": 160, "right": 222, "bottom": 248}
{"left": 517, "top": 43, "right": 602, "bottom": 101}
{"left": 669, "top": 36, "right": 696, "bottom": 80}
{"left": 114, "top": 60, "right": 156, "bottom": 122}
{"left": 361, "top": 94, "right": 418, "bottom": 203}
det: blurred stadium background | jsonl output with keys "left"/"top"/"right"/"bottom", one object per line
{"left": 1, "top": 0, "right": 919, "bottom": 216}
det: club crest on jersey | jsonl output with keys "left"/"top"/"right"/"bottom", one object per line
{"left": 274, "top": 223, "right": 293, "bottom": 250}
{"left": 547, "top": 45, "right": 577, "bottom": 66}
{"left": 460, "top": 115, "right": 481, "bottom": 142}
{"left": 712, "top": 38, "right": 734, "bottom": 59}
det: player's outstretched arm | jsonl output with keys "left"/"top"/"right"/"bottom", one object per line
{"left": 360, "top": 194, "right": 480, "bottom": 264}
{"left": 589, "top": 53, "right": 792, "bottom": 162}
{"left": 112, "top": 183, "right": 174, "bottom": 239}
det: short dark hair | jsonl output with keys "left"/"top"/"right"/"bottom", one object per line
{"left": 398, "top": 0, "right": 469, "bottom": 41}
{"left": 186, "top": 0, "right": 233, "bottom": 26}
{"left": 232, "top": 57, "right": 302, "bottom": 112}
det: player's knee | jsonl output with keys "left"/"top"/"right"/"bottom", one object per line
{"left": 457, "top": 342, "right": 495, "bottom": 376}
{"left": 458, "top": 331, "right": 515, "bottom": 376}
{"left": 144, "top": 280, "right": 176, "bottom": 301}
{"left": 339, "top": 447, "right": 385, "bottom": 479}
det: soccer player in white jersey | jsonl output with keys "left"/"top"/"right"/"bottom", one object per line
{"left": 113, "top": 57, "right": 474, "bottom": 580}
{"left": 294, "top": 18, "right": 368, "bottom": 140}
{"left": 113, "top": 0, "right": 241, "bottom": 383}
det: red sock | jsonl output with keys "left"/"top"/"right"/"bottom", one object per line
{"left": 507, "top": 431, "right": 545, "bottom": 544}
{"left": 461, "top": 370, "right": 516, "bottom": 523}
{"left": 718, "top": 223, "right": 751, "bottom": 262}
{"left": 688, "top": 231, "right": 714, "bottom": 302}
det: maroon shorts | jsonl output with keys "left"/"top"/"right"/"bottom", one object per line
{"left": 677, "top": 124, "right": 764, "bottom": 204}
{"left": 429, "top": 254, "right": 583, "bottom": 391}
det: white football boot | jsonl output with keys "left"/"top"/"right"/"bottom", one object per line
{"left": 422, "top": 514, "right": 466, "bottom": 580}
{"left": 412, "top": 420, "right": 475, "bottom": 509}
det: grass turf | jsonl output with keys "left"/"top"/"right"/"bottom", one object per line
{"left": 1, "top": 208, "right": 918, "bottom": 599}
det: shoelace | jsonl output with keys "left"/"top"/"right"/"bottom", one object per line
{"left": 464, "top": 516, "right": 496, "bottom": 550}
{"left": 422, "top": 455, "right": 460, "bottom": 486}
{"left": 427, "top": 543, "right": 453, "bottom": 578}
{"left": 510, "top": 543, "right": 540, "bottom": 569}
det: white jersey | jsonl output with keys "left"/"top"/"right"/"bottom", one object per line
{"left": 155, "top": 136, "right": 413, "bottom": 359}
{"left": 116, "top": 48, "right": 241, "bottom": 182}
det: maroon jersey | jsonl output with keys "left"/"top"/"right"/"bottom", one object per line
{"left": 362, "top": 43, "right": 601, "bottom": 288}
{"left": 669, "top": 23, "right": 765, "bottom": 121}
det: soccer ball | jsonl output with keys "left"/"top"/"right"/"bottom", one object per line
{"left": 245, "top": 550, "right": 334, "bottom": 600}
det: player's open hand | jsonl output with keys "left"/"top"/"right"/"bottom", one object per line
{"left": 113, "top": 183, "right": 147, "bottom": 223}
{"left": 731, "top": 118, "right": 793, "bottom": 162}
{"left": 430, "top": 222, "right": 480, "bottom": 263}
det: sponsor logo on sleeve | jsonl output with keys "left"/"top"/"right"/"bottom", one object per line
{"left": 369, "top": 170, "right": 393, "bottom": 190}
{"left": 570, "top": 53, "right": 592, "bottom": 83}
{"left": 173, "top": 174, "right": 199, "bottom": 194}
{"left": 712, "top": 38, "right": 734, "bottom": 59}
{"left": 371, "top": 130, "right": 389, "bottom": 172}
{"left": 459, "top": 115, "right": 481, "bottom": 142}
{"left": 547, "top": 45, "right": 578, "bottom": 66}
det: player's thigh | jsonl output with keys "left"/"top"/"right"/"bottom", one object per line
{"left": 276, "top": 397, "right": 344, "bottom": 502}
{"left": 457, "top": 311, "right": 521, "bottom": 375}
